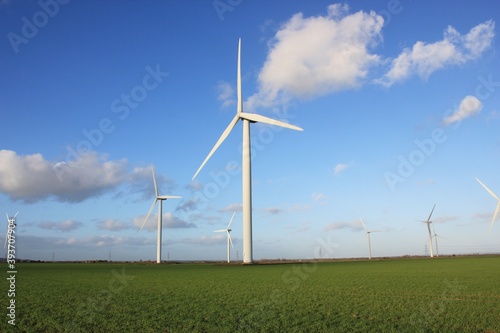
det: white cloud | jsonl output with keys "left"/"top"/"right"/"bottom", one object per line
{"left": 216, "top": 81, "right": 235, "bottom": 108}
{"left": 312, "top": 192, "right": 326, "bottom": 202}
{"left": 97, "top": 219, "right": 130, "bottom": 231}
{"left": 378, "top": 20, "right": 495, "bottom": 86}
{"left": 334, "top": 163, "right": 351, "bottom": 174}
{"left": 443, "top": 95, "right": 483, "bottom": 125}
{"left": 38, "top": 220, "right": 83, "bottom": 232}
{"left": 246, "top": 4, "right": 384, "bottom": 110}
{"left": 0, "top": 150, "right": 127, "bottom": 203}
{"left": 0, "top": 150, "right": 179, "bottom": 204}
{"left": 133, "top": 212, "right": 196, "bottom": 232}
{"left": 323, "top": 220, "right": 363, "bottom": 232}
{"left": 179, "top": 234, "right": 227, "bottom": 246}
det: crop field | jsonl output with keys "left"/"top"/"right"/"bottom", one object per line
{"left": 1, "top": 256, "right": 499, "bottom": 332}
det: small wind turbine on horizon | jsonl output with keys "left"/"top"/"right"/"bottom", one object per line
{"left": 192, "top": 38, "right": 303, "bottom": 264}
{"left": 431, "top": 225, "right": 446, "bottom": 257}
{"left": 140, "top": 167, "right": 181, "bottom": 264}
{"left": 214, "top": 212, "right": 236, "bottom": 263}
{"left": 4, "top": 212, "right": 18, "bottom": 249}
{"left": 475, "top": 177, "right": 500, "bottom": 232}
{"left": 360, "top": 218, "right": 382, "bottom": 260}
{"left": 419, "top": 204, "right": 436, "bottom": 258}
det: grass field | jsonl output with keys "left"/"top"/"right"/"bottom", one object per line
{"left": 2, "top": 256, "right": 499, "bottom": 332}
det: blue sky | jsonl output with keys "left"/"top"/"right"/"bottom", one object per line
{"left": 1, "top": 0, "right": 499, "bottom": 261}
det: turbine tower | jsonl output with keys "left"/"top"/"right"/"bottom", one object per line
{"left": 214, "top": 212, "right": 236, "bottom": 263}
{"left": 360, "top": 218, "right": 382, "bottom": 260}
{"left": 420, "top": 204, "right": 435, "bottom": 258}
{"left": 192, "top": 39, "right": 303, "bottom": 264}
{"left": 475, "top": 178, "right": 500, "bottom": 231}
{"left": 140, "top": 167, "right": 181, "bottom": 264}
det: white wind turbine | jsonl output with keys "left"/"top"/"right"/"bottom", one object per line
{"left": 475, "top": 178, "right": 500, "bottom": 232}
{"left": 214, "top": 212, "right": 236, "bottom": 263}
{"left": 431, "top": 225, "right": 446, "bottom": 257}
{"left": 140, "top": 167, "right": 181, "bottom": 264}
{"left": 419, "top": 204, "right": 436, "bottom": 258}
{"left": 192, "top": 39, "right": 303, "bottom": 264}
{"left": 4, "top": 212, "right": 18, "bottom": 249}
{"left": 360, "top": 218, "right": 382, "bottom": 260}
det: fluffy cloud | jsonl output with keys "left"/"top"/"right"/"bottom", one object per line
{"left": 97, "top": 219, "right": 131, "bottom": 231}
{"left": 38, "top": 220, "right": 83, "bottom": 232}
{"left": 246, "top": 4, "right": 384, "bottom": 110}
{"left": 0, "top": 150, "right": 178, "bottom": 204}
{"left": 133, "top": 212, "right": 196, "bottom": 232}
{"left": 216, "top": 81, "right": 235, "bottom": 108}
{"left": 443, "top": 95, "right": 483, "bottom": 125}
{"left": 334, "top": 163, "right": 351, "bottom": 175}
{"left": 378, "top": 20, "right": 494, "bottom": 86}
{"left": 0, "top": 150, "right": 127, "bottom": 203}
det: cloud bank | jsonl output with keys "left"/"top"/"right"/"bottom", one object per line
{"left": 243, "top": 4, "right": 494, "bottom": 110}
{"left": 0, "top": 150, "right": 177, "bottom": 204}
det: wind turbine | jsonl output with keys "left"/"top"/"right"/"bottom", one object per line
{"left": 360, "top": 218, "right": 382, "bottom": 260}
{"left": 475, "top": 178, "right": 500, "bottom": 232}
{"left": 420, "top": 204, "right": 435, "bottom": 258}
{"left": 192, "top": 39, "right": 303, "bottom": 264}
{"left": 431, "top": 225, "right": 446, "bottom": 257}
{"left": 4, "top": 212, "right": 18, "bottom": 249}
{"left": 140, "top": 167, "right": 181, "bottom": 264}
{"left": 214, "top": 212, "right": 235, "bottom": 263}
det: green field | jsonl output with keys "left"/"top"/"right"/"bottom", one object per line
{"left": 2, "top": 256, "right": 499, "bottom": 332}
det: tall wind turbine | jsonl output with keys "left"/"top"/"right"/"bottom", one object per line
{"left": 214, "top": 212, "right": 235, "bottom": 263}
{"left": 140, "top": 167, "right": 181, "bottom": 264}
{"left": 420, "top": 204, "right": 435, "bottom": 258}
{"left": 4, "top": 212, "right": 18, "bottom": 249}
{"left": 475, "top": 178, "right": 500, "bottom": 232}
{"left": 192, "top": 39, "right": 303, "bottom": 264}
{"left": 360, "top": 218, "right": 382, "bottom": 260}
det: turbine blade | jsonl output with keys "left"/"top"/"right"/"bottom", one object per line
{"left": 476, "top": 178, "right": 500, "bottom": 201}
{"left": 227, "top": 211, "right": 236, "bottom": 229}
{"left": 151, "top": 166, "right": 159, "bottom": 198}
{"left": 360, "top": 218, "right": 367, "bottom": 231}
{"left": 157, "top": 195, "right": 182, "bottom": 200}
{"left": 192, "top": 115, "right": 240, "bottom": 180}
{"left": 214, "top": 230, "right": 225, "bottom": 232}
{"left": 239, "top": 112, "right": 303, "bottom": 131}
{"left": 228, "top": 232, "right": 234, "bottom": 248}
{"left": 427, "top": 204, "right": 436, "bottom": 222}
{"left": 489, "top": 202, "right": 500, "bottom": 232}
{"left": 237, "top": 38, "right": 242, "bottom": 114}
{"left": 140, "top": 199, "right": 158, "bottom": 231}
{"left": 13, "top": 212, "right": 18, "bottom": 219}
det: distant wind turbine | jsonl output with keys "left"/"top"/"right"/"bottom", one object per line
{"left": 431, "top": 225, "right": 446, "bottom": 257}
{"left": 420, "top": 204, "right": 436, "bottom": 258}
{"left": 140, "top": 167, "right": 181, "bottom": 264}
{"left": 192, "top": 39, "right": 303, "bottom": 264}
{"left": 360, "top": 218, "right": 382, "bottom": 260}
{"left": 214, "top": 212, "right": 236, "bottom": 263}
{"left": 475, "top": 178, "right": 500, "bottom": 232}
{"left": 4, "top": 212, "right": 18, "bottom": 249}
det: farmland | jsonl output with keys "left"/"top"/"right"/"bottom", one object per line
{"left": 2, "top": 256, "right": 499, "bottom": 332}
